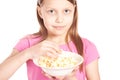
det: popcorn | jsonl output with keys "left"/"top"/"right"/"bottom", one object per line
{"left": 38, "top": 56, "right": 77, "bottom": 68}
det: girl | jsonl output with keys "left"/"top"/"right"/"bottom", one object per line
{"left": 0, "top": 0, "right": 100, "bottom": 80}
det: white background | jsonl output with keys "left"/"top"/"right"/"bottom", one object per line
{"left": 0, "top": 0, "right": 120, "bottom": 80}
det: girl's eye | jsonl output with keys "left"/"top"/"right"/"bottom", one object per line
{"left": 48, "top": 10, "right": 55, "bottom": 14}
{"left": 64, "top": 9, "right": 71, "bottom": 14}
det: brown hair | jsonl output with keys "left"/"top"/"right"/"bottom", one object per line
{"left": 36, "top": 0, "right": 83, "bottom": 70}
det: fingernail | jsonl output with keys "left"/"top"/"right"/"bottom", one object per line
{"left": 56, "top": 50, "right": 61, "bottom": 54}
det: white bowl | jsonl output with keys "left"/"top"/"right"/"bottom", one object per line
{"left": 33, "top": 51, "right": 83, "bottom": 76}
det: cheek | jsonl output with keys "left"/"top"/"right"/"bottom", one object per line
{"left": 43, "top": 16, "right": 55, "bottom": 27}
{"left": 65, "top": 16, "right": 74, "bottom": 24}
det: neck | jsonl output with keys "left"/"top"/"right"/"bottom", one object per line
{"left": 46, "top": 34, "right": 70, "bottom": 45}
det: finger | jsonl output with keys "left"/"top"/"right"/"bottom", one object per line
{"left": 42, "top": 71, "right": 56, "bottom": 80}
{"left": 43, "top": 47, "right": 59, "bottom": 58}
{"left": 66, "top": 68, "right": 78, "bottom": 77}
{"left": 72, "top": 67, "right": 79, "bottom": 75}
{"left": 42, "top": 71, "right": 65, "bottom": 80}
{"left": 55, "top": 76, "right": 65, "bottom": 80}
{"left": 44, "top": 41, "right": 62, "bottom": 53}
{"left": 74, "top": 66, "right": 79, "bottom": 71}
{"left": 42, "top": 45, "right": 62, "bottom": 58}
{"left": 45, "top": 52, "right": 57, "bottom": 58}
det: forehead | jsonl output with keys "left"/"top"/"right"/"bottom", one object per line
{"left": 42, "top": 0, "right": 74, "bottom": 8}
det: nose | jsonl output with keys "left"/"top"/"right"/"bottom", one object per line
{"left": 55, "top": 14, "right": 63, "bottom": 23}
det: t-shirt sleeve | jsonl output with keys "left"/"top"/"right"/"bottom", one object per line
{"left": 13, "top": 37, "right": 30, "bottom": 52}
{"left": 83, "top": 39, "right": 100, "bottom": 65}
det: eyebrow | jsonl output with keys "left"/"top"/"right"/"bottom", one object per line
{"left": 44, "top": 5, "right": 74, "bottom": 10}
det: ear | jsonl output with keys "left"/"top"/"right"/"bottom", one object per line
{"left": 37, "top": 6, "right": 43, "bottom": 18}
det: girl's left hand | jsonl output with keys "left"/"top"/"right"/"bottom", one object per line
{"left": 42, "top": 71, "right": 64, "bottom": 80}
{"left": 63, "top": 66, "right": 79, "bottom": 80}
{"left": 42, "top": 66, "right": 79, "bottom": 80}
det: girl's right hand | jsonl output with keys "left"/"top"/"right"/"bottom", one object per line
{"left": 24, "top": 40, "right": 61, "bottom": 59}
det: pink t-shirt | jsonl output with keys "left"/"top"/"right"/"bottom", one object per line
{"left": 14, "top": 35, "right": 99, "bottom": 80}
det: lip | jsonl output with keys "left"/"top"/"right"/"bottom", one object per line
{"left": 53, "top": 26, "right": 65, "bottom": 30}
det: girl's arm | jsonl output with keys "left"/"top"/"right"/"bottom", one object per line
{"left": 0, "top": 49, "right": 30, "bottom": 80}
{"left": 0, "top": 40, "right": 61, "bottom": 80}
{"left": 85, "top": 59, "right": 100, "bottom": 80}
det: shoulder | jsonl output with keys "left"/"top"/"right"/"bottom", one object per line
{"left": 20, "top": 34, "right": 42, "bottom": 44}
{"left": 82, "top": 38, "right": 95, "bottom": 47}
{"left": 21, "top": 34, "right": 41, "bottom": 40}
{"left": 81, "top": 38, "right": 100, "bottom": 65}
{"left": 14, "top": 34, "right": 42, "bottom": 51}
{"left": 81, "top": 38, "right": 97, "bottom": 51}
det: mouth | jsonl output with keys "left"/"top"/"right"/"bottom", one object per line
{"left": 53, "top": 26, "right": 65, "bottom": 30}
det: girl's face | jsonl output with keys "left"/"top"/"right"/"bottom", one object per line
{"left": 38, "top": 0, "right": 75, "bottom": 37}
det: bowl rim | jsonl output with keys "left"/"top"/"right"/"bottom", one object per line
{"left": 33, "top": 51, "right": 84, "bottom": 70}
